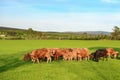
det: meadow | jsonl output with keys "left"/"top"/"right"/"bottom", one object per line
{"left": 0, "top": 40, "right": 120, "bottom": 80}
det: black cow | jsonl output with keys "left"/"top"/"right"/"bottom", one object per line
{"left": 93, "top": 49, "right": 108, "bottom": 62}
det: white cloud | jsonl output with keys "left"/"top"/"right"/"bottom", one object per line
{"left": 0, "top": 13, "right": 120, "bottom": 32}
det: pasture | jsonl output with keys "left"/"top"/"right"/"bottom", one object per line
{"left": 0, "top": 40, "right": 120, "bottom": 80}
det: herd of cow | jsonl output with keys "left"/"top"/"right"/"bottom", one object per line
{"left": 23, "top": 48, "right": 119, "bottom": 63}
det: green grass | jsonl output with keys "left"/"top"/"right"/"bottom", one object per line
{"left": 0, "top": 40, "right": 120, "bottom": 80}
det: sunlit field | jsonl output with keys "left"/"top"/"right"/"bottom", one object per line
{"left": 0, "top": 40, "right": 120, "bottom": 80}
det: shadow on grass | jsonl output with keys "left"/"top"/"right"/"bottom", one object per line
{"left": 0, "top": 52, "right": 31, "bottom": 73}
{"left": 88, "top": 47, "right": 120, "bottom": 59}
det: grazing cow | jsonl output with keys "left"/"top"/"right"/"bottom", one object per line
{"left": 44, "top": 48, "right": 54, "bottom": 63}
{"left": 52, "top": 48, "right": 72, "bottom": 61}
{"left": 77, "top": 48, "right": 89, "bottom": 61}
{"left": 30, "top": 49, "right": 40, "bottom": 63}
{"left": 106, "top": 48, "right": 119, "bottom": 59}
{"left": 69, "top": 48, "right": 77, "bottom": 61}
{"left": 111, "top": 51, "right": 119, "bottom": 59}
{"left": 93, "top": 49, "right": 108, "bottom": 62}
{"left": 61, "top": 48, "right": 70, "bottom": 61}
{"left": 30, "top": 48, "right": 53, "bottom": 63}
{"left": 53, "top": 48, "right": 63, "bottom": 60}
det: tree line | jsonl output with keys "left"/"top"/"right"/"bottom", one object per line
{"left": 0, "top": 26, "right": 120, "bottom": 40}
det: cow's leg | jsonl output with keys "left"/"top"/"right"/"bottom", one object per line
{"left": 106, "top": 56, "right": 109, "bottom": 61}
{"left": 57, "top": 56, "right": 59, "bottom": 60}
{"left": 78, "top": 57, "right": 80, "bottom": 61}
{"left": 63, "top": 56, "right": 67, "bottom": 61}
{"left": 107, "top": 53, "right": 110, "bottom": 59}
{"left": 49, "top": 57, "right": 51, "bottom": 63}
{"left": 102, "top": 56, "right": 105, "bottom": 61}
{"left": 47, "top": 58, "right": 49, "bottom": 63}
{"left": 31, "top": 59, "right": 35, "bottom": 63}
{"left": 69, "top": 57, "right": 71, "bottom": 61}
{"left": 71, "top": 57, "right": 73, "bottom": 60}
{"left": 54, "top": 55, "right": 58, "bottom": 61}
{"left": 47, "top": 57, "right": 51, "bottom": 63}
{"left": 68, "top": 57, "right": 70, "bottom": 61}
{"left": 63, "top": 56, "right": 65, "bottom": 61}
{"left": 79, "top": 57, "right": 82, "bottom": 61}
{"left": 87, "top": 56, "right": 89, "bottom": 61}
{"left": 114, "top": 54, "right": 117, "bottom": 59}
{"left": 80, "top": 57, "right": 82, "bottom": 61}
{"left": 95, "top": 57, "right": 99, "bottom": 62}
{"left": 37, "top": 59, "right": 39, "bottom": 63}
{"left": 105, "top": 55, "right": 109, "bottom": 61}
{"left": 84, "top": 57, "right": 87, "bottom": 61}
{"left": 53, "top": 56, "right": 55, "bottom": 61}
{"left": 74, "top": 56, "right": 77, "bottom": 61}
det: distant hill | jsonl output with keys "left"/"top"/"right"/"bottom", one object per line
{"left": 81, "top": 31, "right": 110, "bottom": 35}
{"left": 0, "top": 26, "right": 111, "bottom": 35}
{"left": 0, "top": 26, "right": 114, "bottom": 40}
{"left": 64, "top": 31, "right": 111, "bottom": 35}
{"left": 0, "top": 26, "right": 26, "bottom": 31}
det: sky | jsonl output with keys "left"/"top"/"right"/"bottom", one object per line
{"left": 0, "top": 0, "right": 120, "bottom": 32}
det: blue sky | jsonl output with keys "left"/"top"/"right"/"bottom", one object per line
{"left": 0, "top": 0, "right": 120, "bottom": 32}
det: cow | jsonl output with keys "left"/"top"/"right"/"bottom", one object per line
{"left": 106, "top": 48, "right": 119, "bottom": 59}
{"left": 52, "top": 48, "right": 73, "bottom": 61}
{"left": 61, "top": 48, "right": 70, "bottom": 61}
{"left": 54, "top": 48, "right": 74, "bottom": 61}
{"left": 77, "top": 48, "right": 89, "bottom": 61}
{"left": 93, "top": 49, "right": 108, "bottom": 62}
{"left": 29, "top": 48, "right": 54, "bottom": 63}
{"left": 112, "top": 51, "right": 119, "bottom": 59}
{"left": 53, "top": 48, "right": 63, "bottom": 61}
{"left": 68, "top": 48, "right": 77, "bottom": 61}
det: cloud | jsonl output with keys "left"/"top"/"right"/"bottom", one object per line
{"left": 0, "top": 13, "right": 120, "bottom": 32}
{"left": 101, "top": 0, "right": 120, "bottom": 3}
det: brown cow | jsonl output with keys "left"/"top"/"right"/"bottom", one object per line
{"left": 52, "top": 48, "right": 72, "bottom": 61}
{"left": 106, "top": 48, "right": 119, "bottom": 59}
{"left": 30, "top": 48, "right": 53, "bottom": 63}
{"left": 77, "top": 48, "right": 89, "bottom": 61}
{"left": 53, "top": 48, "right": 63, "bottom": 60}
{"left": 61, "top": 48, "right": 70, "bottom": 61}
{"left": 68, "top": 48, "right": 78, "bottom": 61}
{"left": 44, "top": 48, "right": 54, "bottom": 63}
{"left": 30, "top": 49, "right": 40, "bottom": 63}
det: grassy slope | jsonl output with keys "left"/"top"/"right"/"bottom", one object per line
{"left": 0, "top": 40, "right": 120, "bottom": 80}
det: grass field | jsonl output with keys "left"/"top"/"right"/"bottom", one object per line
{"left": 0, "top": 40, "right": 120, "bottom": 80}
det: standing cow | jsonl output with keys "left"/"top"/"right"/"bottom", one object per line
{"left": 93, "top": 49, "right": 108, "bottom": 62}
{"left": 77, "top": 48, "right": 89, "bottom": 61}
{"left": 24, "top": 48, "right": 54, "bottom": 63}
{"left": 106, "top": 48, "right": 119, "bottom": 59}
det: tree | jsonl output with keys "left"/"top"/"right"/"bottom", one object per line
{"left": 81, "top": 32, "right": 88, "bottom": 40}
{"left": 28, "top": 28, "right": 33, "bottom": 33}
{"left": 111, "top": 26, "right": 120, "bottom": 40}
{"left": 25, "top": 28, "right": 42, "bottom": 40}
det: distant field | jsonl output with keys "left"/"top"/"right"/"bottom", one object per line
{"left": 0, "top": 40, "right": 120, "bottom": 80}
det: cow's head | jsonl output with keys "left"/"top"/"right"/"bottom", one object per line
{"left": 23, "top": 53, "right": 31, "bottom": 61}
